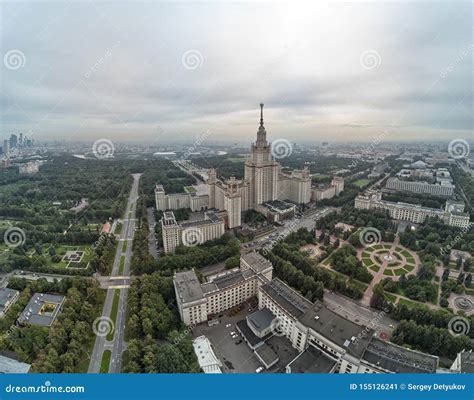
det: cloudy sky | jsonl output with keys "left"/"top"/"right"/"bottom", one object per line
{"left": 1, "top": 1, "right": 472, "bottom": 144}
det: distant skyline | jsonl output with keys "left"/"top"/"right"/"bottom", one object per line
{"left": 1, "top": 1, "right": 472, "bottom": 144}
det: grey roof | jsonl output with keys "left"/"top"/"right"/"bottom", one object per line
{"left": 247, "top": 308, "right": 276, "bottom": 333}
{"left": 362, "top": 338, "right": 438, "bottom": 373}
{"left": 460, "top": 351, "right": 474, "bottom": 373}
{"left": 287, "top": 346, "right": 337, "bottom": 373}
{"left": 241, "top": 252, "right": 273, "bottom": 273}
{"left": 298, "top": 302, "right": 372, "bottom": 358}
{"left": 0, "top": 288, "right": 19, "bottom": 309}
{"left": 174, "top": 270, "right": 204, "bottom": 304}
{"left": 260, "top": 279, "right": 312, "bottom": 319}
{"left": 18, "top": 293, "right": 65, "bottom": 327}
{"left": 236, "top": 320, "right": 272, "bottom": 348}
{"left": 202, "top": 269, "right": 256, "bottom": 295}
{"left": 0, "top": 355, "right": 31, "bottom": 373}
{"left": 255, "top": 343, "right": 279, "bottom": 367}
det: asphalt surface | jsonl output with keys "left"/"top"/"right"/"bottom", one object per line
{"left": 88, "top": 173, "right": 141, "bottom": 373}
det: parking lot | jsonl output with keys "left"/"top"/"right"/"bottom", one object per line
{"left": 193, "top": 298, "right": 264, "bottom": 373}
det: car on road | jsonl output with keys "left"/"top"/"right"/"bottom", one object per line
{"left": 256, "top": 367, "right": 264, "bottom": 373}
{"left": 226, "top": 323, "right": 232, "bottom": 328}
{"left": 230, "top": 331, "right": 236, "bottom": 336}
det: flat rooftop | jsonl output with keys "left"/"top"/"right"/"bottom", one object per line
{"left": 0, "top": 354, "right": 31, "bottom": 373}
{"left": 18, "top": 293, "right": 65, "bottom": 327}
{"left": 260, "top": 279, "right": 312, "bottom": 319}
{"left": 247, "top": 308, "right": 276, "bottom": 333}
{"left": 362, "top": 338, "right": 438, "bottom": 373}
{"left": 202, "top": 269, "right": 256, "bottom": 294}
{"left": 174, "top": 270, "right": 204, "bottom": 304}
{"left": 0, "top": 288, "right": 19, "bottom": 310}
{"left": 241, "top": 252, "right": 273, "bottom": 274}
{"left": 298, "top": 302, "right": 372, "bottom": 358}
{"left": 255, "top": 343, "right": 279, "bottom": 367}
{"left": 287, "top": 346, "right": 337, "bottom": 373}
{"left": 262, "top": 200, "right": 296, "bottom": 212}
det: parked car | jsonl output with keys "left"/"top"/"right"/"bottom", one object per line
{"left": 226, "top": 323, "right": 232, "bottom": 328}
{"left": 256, "top": 367, "right": 264, "bottom": 373}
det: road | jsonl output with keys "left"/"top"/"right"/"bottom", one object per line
{"left": 88, "top": 173, "right": 141, "bottom": 373}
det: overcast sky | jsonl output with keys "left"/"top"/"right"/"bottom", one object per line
{"left": 1, "top": 1, "right": 472, "bottom": 144}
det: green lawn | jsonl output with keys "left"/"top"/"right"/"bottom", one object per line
{"left": 385, "top": 292, "right": 398, "bottom": 303}
{"left": 353, "top": 179, "right": 370, "bottom": 188}
{"left": 118, "top": 256, "right": 125, "bottom": 275}
{"left": 348, "top": 279, "right": 368, "bottom": 292}
{"left": 370, "top": 265, "right": 380, "bottom": 272}
{"left": 107, "top": 290, "right": 120, "bottom": 341}
{"left": 404, "top": 264, "right": 415, "bottom": 272}
{"left": 184, "top": 186, "right": 197, "bottom": 192}
{"left": 383, "top": 269, "right": 395, "bottom": 276}
{"left": 362, "top": 258, "right": 373, "bottom": 267}
{"left": 100, "top": 350, "right": 111, "bottom": 373}
{"left": 122, "top": 240, "right": 128, "bottom": 253}
{"left": 114, "top": 222, "right": 123, "bottom": 235}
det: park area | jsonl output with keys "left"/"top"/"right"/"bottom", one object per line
{"left": 359, "top": 243, "right": 419, "bottom": 278}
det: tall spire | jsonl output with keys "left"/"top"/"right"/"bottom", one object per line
{"left": 256, "top": 103, "right": 267, "bottom": 146}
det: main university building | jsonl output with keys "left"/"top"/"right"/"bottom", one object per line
{"left": 174, "top": 252, "right": 446, "bottom": 374}
{"left": 159, "top": 104, "right": 343, "bottom": 252}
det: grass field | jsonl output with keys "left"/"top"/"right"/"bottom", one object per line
{"left": 107, "top": 290, "right": 120, "bottom": 341}
{"left": 184, "top": 186, "right": 197, "bottom": 192}
{"left": 122, "top": 241, "right": 128, "bottom": 253}
{"left": 100, "top": 350, "right": 111, "bottom": 373}
{"left": 353, "top": 179, "right": 370, "bottom": 188}
{"left": 118, "top": 256, "right": 125, "bottom": 275}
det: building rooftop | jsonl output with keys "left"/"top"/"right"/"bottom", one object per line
{"left": 298, "top": 302, "right": 372, "bottom": 358}
{"left": 241, "top": 252, "right": 273, "bottom": 274}
{"left": 0, "top": 288, "right": 19, "bottom": 311}
{"left": 192, "top": 335, "right": 222, "bottom": 373}
{"left": 247, "top": 308, "right": 276, "bottom": 334}
{"left": 236, "top": 319, "right": 272, "bottom": 349}
{"left": 255, "top": 343, "right": 279, "bottom": 367}
{"left": 287, "top": 345, "right": 337, "bottom": 373}
{"left": 18, "top": 293, "right": 65, "bottom": 327}
{"left": 459, "top": 351, "right": 474, "bottom": 373}
{"left": 260, "top": 279, "right": 312, "bottom": 319}
{"left": 0, "top": 354, "right": 31, "bottom": 373}
{"left": 202, "top": 268, "right": 256, "bottom": 295}
{"left": 362, "top": 338, "right": 438, "bottom": 373}
{"left": 174, "top": 270, "right": 204, "bottom": 304}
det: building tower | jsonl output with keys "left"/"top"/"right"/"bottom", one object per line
{"left": 244, "top": 104, "right": 279, "bottom": 208}
{"left": 224, "top": 177, "right": 242, "bottom": 229}
{"left": 207, "top": 168, "right": 217, "bottom": 208}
